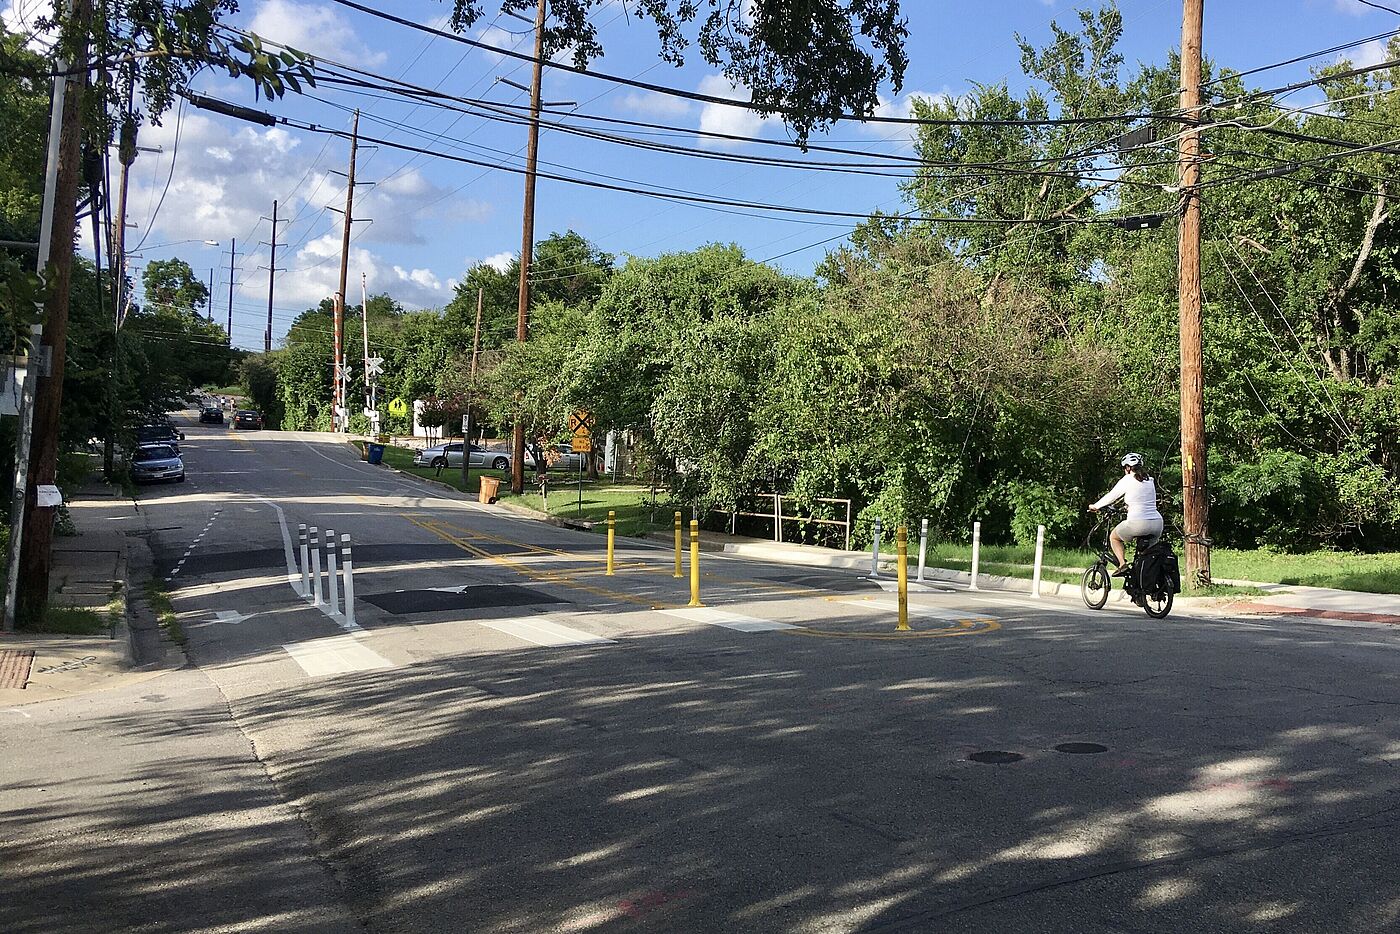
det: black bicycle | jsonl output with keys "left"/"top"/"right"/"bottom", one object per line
{"left": 1081, "top": 505, "right": 1175, "bottom": 618}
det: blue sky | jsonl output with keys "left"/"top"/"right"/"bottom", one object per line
{"left": 6, "top": 0, "right": 1395, "bottom": 348}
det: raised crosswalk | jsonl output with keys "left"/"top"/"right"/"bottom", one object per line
{"left": 480, "top": 617, "right": 617, "bottom": 647}
{"left": 660, "top": 606, "right": 799, "bottom": 632}
{"left": 282, "top": 634, "right": 394, "bottom": 677}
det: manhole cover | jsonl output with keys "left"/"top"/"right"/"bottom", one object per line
{"left": 968, "top": 750, "right": 1024, "bottom": 765}
{"left": 1054, "top": 742, "right": 1109, "bottom": 755}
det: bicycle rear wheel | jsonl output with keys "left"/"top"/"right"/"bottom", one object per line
{"left": 1081, "top": 564, "right": 1111, "bottom": 609}
{"left": 1143, "top": 589, "right": 1174, "bottom": 619}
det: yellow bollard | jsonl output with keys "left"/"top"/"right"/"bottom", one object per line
{"left": 673, "top": 511, "right": 683, "bottom": 578}
{"left": 896, "top": 525, "right": 910, "bottom": 631}
{"left": 606, "top": 510, "right": 616, "bottom": 576}
{"left": 688, "top": 519, "right": 703, "bottom": 607}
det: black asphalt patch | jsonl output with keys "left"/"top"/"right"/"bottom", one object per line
{"left": 361, "top": 585, "right": 566, "bottom": 615}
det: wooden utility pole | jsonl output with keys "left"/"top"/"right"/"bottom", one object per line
{"left": 15, "top": 0, "right": 92, "bottom": 623}
{"left": 511, "top": 0, "right": 546, "bottom": 495}
{"left": 334, "top": 111, "right": 360, "bottom": 432}
{"left": 104, "top": 105, "right": 135, "bottom": 480}
{"left": 1178, "top": 0, "right": 1210, "bottom": 586}
{"left": 261, "top": 199, "right": 281, "bottom": 352}
{"left": 225, "top": 238, "right": 238, "bottom": 343}
{"left": 462, "top": 286, "right": 484, "bottom": 491}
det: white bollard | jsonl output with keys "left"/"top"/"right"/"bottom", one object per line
{"left": 324, "top": 528, "right": 340, "bottom": 616}
{"left": 309, "top": 526, "right": 324, "bottom": 606}
{"left": 1032, "top": 524, "right": 1046, "bottom": 598}
{"left": 340, "top": 533, "right": 356, "bottom": 629}
{"left": 917, "top": 518, "right": 929, "bottom": 582}
{"left": 298, "top": 523, "right": 310, "bottom": 598}
{"left": 870, "top": 519, "right": 883, "bottom": 579}
{"left": 969, "top": 520, "right": 982, "bottom": 591}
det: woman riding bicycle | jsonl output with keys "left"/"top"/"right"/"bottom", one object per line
{"left": 1087, "top": 453, "right": 1163, "bottom": 576}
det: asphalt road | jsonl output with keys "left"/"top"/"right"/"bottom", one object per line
{"left": 7, "top": 415, "right": 1400, "bottom": 933}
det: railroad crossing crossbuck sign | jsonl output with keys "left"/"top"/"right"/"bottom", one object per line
{"left": 365, "top": 356, "right": 384, "bottom": 378}
{"left": 570, "top": 409, "right": 593, "bottom": 453}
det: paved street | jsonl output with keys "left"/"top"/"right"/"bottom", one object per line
{"left": 7, "top": 417, "right": 1400, "bottom": 932}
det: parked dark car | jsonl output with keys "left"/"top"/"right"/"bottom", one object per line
{"left": 233, "top": 410, "right": 262, "bottom": 430}
{"left": 136, "top": 423, "right": 184, "bottom": 451}
{"left": 199, "top": 406, "right": 224, "bottom": 424}
{"left": 131, "top": 443, "right": 185, "bottom": 484}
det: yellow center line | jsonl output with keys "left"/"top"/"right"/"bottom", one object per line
{"left": 406, "top": 516, "right": 675, "bottom": 610}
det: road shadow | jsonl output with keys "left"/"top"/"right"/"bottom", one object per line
{"left": 11, "top": 614, "right": 1400, "bottom": 933}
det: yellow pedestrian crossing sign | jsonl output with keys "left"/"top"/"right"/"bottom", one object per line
{"left": 388, "top": 398, "right": 408, "bottom": 417}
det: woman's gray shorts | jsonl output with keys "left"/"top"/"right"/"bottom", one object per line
{"left": 1113, "top": 517, "right": 1164, "bottom": 548}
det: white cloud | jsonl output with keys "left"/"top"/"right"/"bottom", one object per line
{"left": 271, "top": 234, "right": 448, "bottom": 309}
{"left": 116, "top": 109, "right": 489, "bottom": 321}
{"left": 850, "top": 89, "right": 950, "bottom": 149}
{"left": 619, "top": 91, "right": 692, "bottom": 118}
{"left": 480, "top": 251, "right": 514, "bottom": 273}
{"left": 248, "top": 0, "right": 387, "bottom": 66}
{"left": 2, "top": 0, "right": 56, "bottom": 49}
{"left": 872, "top": 89, "right": 948, "bottom": 122}
{"left": 696, "top": 75, "right": 779, "bottom": 147}
{"left": 1340, "top": 38, "right": 1389, "bottom": 68}
{"left": 476, "top": 24, "right": 523, "bottom": 63}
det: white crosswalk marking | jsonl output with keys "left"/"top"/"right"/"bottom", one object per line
{"left": 660, "top": 606, "right": 798, "bottom": 632}
{"left": 846, "top": 599, "right": 998, "bottom": 621}
{"left": 282, "top": 635, "right": 394, "bottom": 677}
{"left": 480, "top": 617, "right": 615, "bottom": 647}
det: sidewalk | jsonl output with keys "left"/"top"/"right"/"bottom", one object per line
{"left": 1221, "top": 582, "right": 1400, "bottom": 625}
{"left": 638, "top": 530, "right": 1400, "bottom": 622}
{"left": 0, "top": 479, "right": 174, "bottom": 704}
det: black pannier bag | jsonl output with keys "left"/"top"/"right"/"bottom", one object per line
{"left": 1132, "top": 541, "right": 1181, "bottom": 598}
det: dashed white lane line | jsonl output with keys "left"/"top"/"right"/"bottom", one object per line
{"left": 660, "top": 606, "right": 798, "bottom": 632}
{"left": 480, "top": 617, "right": 616, "bottom": 647}
{"left": 282, "top": 635, "right": 394, "bottom": 677}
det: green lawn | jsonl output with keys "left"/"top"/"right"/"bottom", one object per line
{"left": 373, "top": 444, "right": 1400, "bottom": 594}
{"left": 516, "top": 483, "right": 678, "bottom": 536}
{"left": 920, "top": 541, "right": 1397, "bottom": 594}
{"left": 373, "top": 444, "right": 671, "bottom": 534}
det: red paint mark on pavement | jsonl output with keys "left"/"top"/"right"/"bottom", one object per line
{"left": 618, "top": 890, "right": 698, "bottom": 918}
{"left": 1229, "top": 603, "right": 1400, "bottom": 626}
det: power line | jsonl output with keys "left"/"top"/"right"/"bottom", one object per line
{"left": 323, "top": 0, "right": 1180, "bottom": 131}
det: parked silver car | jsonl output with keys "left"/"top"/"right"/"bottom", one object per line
{"left": 131, "top": 443, "right": 185, "bottom": 483}
{"left": 413, "top": 442, "right": 512, "bottom": 472}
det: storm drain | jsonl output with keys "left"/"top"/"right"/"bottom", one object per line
{"left": 967, "top": 750, "right": 1024, "bottom": 765}
{"left": 0, "top": 650, "right": 35, "bottom": 689}
{"left": 362, "top": 585, "right": 565, "bottom": 615}
{"left": 1055, "top": 742, "right": 1109, "bottom": 755}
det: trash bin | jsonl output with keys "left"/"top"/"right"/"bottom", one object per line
{"left": 367, "top": 443, "right": 385, "bottom": 465}
{"left": 478, "top": 475, "right": 501, "bottom": 505}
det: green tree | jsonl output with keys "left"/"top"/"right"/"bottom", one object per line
{"left": 442, "top": 0, "right": 908, "bottom": 141}
{"left": 141, "top": 258, "right": 209, "bottom": 315}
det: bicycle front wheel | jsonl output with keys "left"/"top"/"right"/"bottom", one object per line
{"left": 1081, "top": 564, "right": 1111, "bottom": 610}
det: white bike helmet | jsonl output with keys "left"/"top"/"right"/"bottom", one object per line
{"left": 1121, "top": 452, "right": 1144, "bottom": 468}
